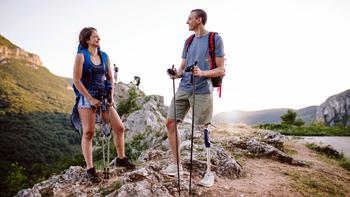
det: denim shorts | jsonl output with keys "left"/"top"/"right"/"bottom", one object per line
{"left": 78, "top": 95, "right": 92, "bottom": 109}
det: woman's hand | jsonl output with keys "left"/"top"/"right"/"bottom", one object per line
{"left": 107, "top": 100, "right": 114, "bottom": 107}
{"left": 89, "top": 97, "right": 102, "bottom": 108}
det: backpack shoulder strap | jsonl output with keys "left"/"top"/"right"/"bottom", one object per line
{"left": 100, "top": 51, "right": 109, "bottom": 76}
{"left": 208, "top": 32, "right": 217, "bottom": 69}
{"left": 185, "top": 34, "right": 195, "bottom": 54}
{"left": 78, "top": 49, "right": 91, "bottom": 73}
{"left": 208, "top": 32, "right": 217, "bottom": 53}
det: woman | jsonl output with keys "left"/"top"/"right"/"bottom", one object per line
{"left": 73, "top": 27, "right": 135, "bottom": 182}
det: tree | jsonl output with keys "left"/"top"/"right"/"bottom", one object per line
{"left": 281, "top": 109, "right": 297, "bottom": 125}
{"left": 5, "top": 163, "right": 28, "bottom": 196}
{"left": 294, "top": 118, "right": 305, "bottom": 126}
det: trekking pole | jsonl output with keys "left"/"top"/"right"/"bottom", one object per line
{"left": 168, "top": 65, "right": 181, "bottom": 197}
{"left": 100, "top": 95, "right": 111, "bottom": 180}
{"left": 106, "top": 133, "right": 110, "bottom": 179}
{"left": 185, "top": 60, "right": 198, "bottom": 195}
{"left": 100, "top": 113, "right": 107, "bottom": 179}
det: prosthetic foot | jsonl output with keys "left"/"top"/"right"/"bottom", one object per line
{"left": 199, "top": 128, "right": 215, "bottom": 187}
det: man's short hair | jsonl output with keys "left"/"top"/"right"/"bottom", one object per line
{"left": 191, "top": 9, "right": 207, "bottom": 25}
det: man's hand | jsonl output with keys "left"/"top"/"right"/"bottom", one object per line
{"left": 192, "top": 66, "right": 203, "bottom": 77}
{"left": 167, "top": 68, "right": 182, "bottom": 79}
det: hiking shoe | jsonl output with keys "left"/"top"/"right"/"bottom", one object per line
{"left": 116, "top": 157, "right": 136, "bottom": 169}
{"left": 86, "top": 167, "right": 101, "bottom": 183}
{"left": 160, "top": 163, "right": 184, "bottom": 176}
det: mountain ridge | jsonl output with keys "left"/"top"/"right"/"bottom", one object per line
{"left": 213, "top": 106, "right": 318, "bottom": 125}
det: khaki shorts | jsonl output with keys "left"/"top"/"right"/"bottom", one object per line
{"left": 167, "top": 90, "right": 213, "bottom": 125}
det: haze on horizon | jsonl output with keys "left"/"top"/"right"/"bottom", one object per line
{"left": 1, "top": 0, "right": 349, "bottom": 114}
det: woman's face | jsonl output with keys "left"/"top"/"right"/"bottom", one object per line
{"left": 86, "top": 30, "right": 100, "bottom": 48}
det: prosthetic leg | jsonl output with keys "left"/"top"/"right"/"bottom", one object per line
{"left": 199, "top": 128, "right": 215, "bottom": 187}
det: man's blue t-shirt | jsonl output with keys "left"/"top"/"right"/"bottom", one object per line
{"left": 179, "top": 32, "right": 224, "bottom": 94}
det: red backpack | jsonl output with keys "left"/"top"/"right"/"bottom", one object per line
{"left": 185, "top": 32, "right": 224, "bottom": 97}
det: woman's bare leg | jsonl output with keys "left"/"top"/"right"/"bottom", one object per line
{"left": 107, "top": 107, "right": 125, "bottom": 158}
{"left": 79, "top": 108, "right": 96, "bottom": 169}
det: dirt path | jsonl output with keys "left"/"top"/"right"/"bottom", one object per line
{"left": 198, "top": 124, "right": 350, "bottom": 197}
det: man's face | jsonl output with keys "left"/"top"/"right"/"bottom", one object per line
{"left": 186, "top": 12, "right": 200, "bottom": 31}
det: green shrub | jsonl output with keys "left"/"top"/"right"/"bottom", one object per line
{"left": 306, "top": 143, "right": 350, "bottom": 172}
{"left": 117, "top": 87, "right": 142, "bottom": 116}
{"left": 5, "top": 163, "right": 28, "bottom": 196}
{"left": 306, "top": 143, "right": 343, "bottom": 159}
{"left": 125, "top": 132, "right": 148, "bottom": 161}
{"left": 294, "top": 118, "right": 305, "bottom": 126}
{"left": 255, "top": 123, "right": 350, "bottom": 136}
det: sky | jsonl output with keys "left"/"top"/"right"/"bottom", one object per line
{"left": 1, "top": 0, "right": 349, "bottom": 114}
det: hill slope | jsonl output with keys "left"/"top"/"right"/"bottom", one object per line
{"left": 0, "top": 35, "right": 79, "bottom": 191}
{"left": 213, "top": 106, "right": 318, "bottom": 125}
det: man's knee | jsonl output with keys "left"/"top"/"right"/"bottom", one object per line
{"left": 166, "top": 119, "right": 175, "bottom": 130}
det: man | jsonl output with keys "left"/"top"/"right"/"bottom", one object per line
{"left": 161, "top": 9, "right": 225, "bottom": 176}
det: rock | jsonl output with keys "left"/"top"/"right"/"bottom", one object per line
{"left": 257, "top": 130, "right": 286, "bottom": 150}
{"left": 121, "top": 89, "right": 167, "bottom": 139}
{"left": 139, "top": 149, "right": 164, "bottom": 162}
{"left": 0, "top": 45, "right": 43, "bottom": 68}
{"left": 215, "top": 146, "right": 244, "bottom": 178}
{"left": 16, "top": 189, "right": 41, "bottom": 197}
{"left": 316, "top": 89, "right": 350, "bottom": 127}
{"left": 178, "top": 125, "right": 245, "bottom": 179}
{"left": 116, "top": 167, "right": 171, "bottom": 197}
{"left": 17, "top": 166, "right": 90, "bottom": 196}
{"left": 117, "top": 180, "right": 171, "bottom": 197}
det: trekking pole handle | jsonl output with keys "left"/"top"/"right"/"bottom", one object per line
{"left": 185, "top": 60, "right": 198, "bottom": 72}
{"left": 167, "top": 65, "right": 176, "bottom": 76}
{"left": 114, "top": 64, "right": 119, "bottom": 73}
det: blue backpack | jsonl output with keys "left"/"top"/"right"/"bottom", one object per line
{"left": 70, "top": 46, "right": 109, "bottom": 135}
{"left": 72, "top": 47, "right": 109, "bottom": 96}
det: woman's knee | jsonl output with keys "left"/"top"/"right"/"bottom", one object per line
{"left": 113, "top": 124, "right": 124, "bottom": 134}
{"left": 83, "top": 129, "right": 94, "bottom": 140}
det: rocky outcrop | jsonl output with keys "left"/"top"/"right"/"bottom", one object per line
{"left": 17, "top": 83, "right": 309, "bottom": 197}
{"left": 113, "top": 82, "right": 168, "bottom": 139}
{"left": 316, "top": 89, "right": 350, "bottom": 127}
{"left": 0, "top": 45, "right": 43, "bottom": 69}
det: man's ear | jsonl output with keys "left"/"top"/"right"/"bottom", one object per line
{"left": 197, "top": 17, "right": 202, "bottom": 24}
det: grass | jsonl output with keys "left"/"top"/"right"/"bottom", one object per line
{"left": 99, "top": 180, "right": 122, "bottom": 196}
{"left": 256, "top": 123, "right": 350, "bottom": 136}
{"left": 286, "top": 171, "right": 347, "bottom": 196}
{"left": 306, "top": 143, "right": 350, "bottom": 172}
{"left": 0, "top": 35, "right": 18, "bottom": 49}
{"left": 282, "top": 144, "right": 298, "bottom": 156}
